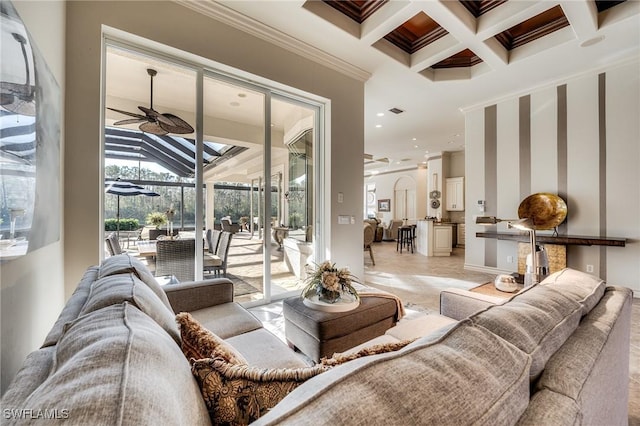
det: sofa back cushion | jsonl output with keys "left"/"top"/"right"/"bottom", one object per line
{"left": 41, "top": 266, "right": 99, "bottom": 347}
{"left": 533, "top": 286, "right": 632, "bottom": 426}
{"left": 98, "top": 254, "right": 173, "bottom": 312}
{"left": 80, "top": 273, "right": 180, "bottom": 344}
{"left": 470, "top": 285, "right": 582, "bottom": 380}
{"left": 255, "top": 320, "right": 531, "bottom": 425}
{"left": 539, "top": 268, "right": 605, "bottom": 316}
{"left": 2, "top": 303, "right": 210, "bottom": 426}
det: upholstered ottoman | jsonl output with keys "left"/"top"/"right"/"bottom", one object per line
{"left": 283, "top": 296, "right": 399, "bottom": 362}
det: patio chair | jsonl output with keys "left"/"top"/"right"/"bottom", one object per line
{"left": 155, "top": 239, "right": 195, "bottom": 282}
{"left": 220, "top": 218, "right": 239, "bottom": 234}
{"left": 105, "top": 233, "right": 123, "bottom": 256}
{"left": 204, "top": 231, "right": 233, "bottom": 277}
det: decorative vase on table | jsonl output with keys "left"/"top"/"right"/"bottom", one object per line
{"left": 302, "top": 261, "right": 359, "bottom": 305}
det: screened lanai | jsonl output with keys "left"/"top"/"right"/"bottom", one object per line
{"left": 102, "top": 43, "right": 320, "bottom": 306}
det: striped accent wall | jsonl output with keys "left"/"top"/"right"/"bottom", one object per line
{"left": 466, "top": 61, "right": 639, "bottom": 293}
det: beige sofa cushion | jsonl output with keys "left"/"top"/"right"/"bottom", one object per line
{"left": 470, "top": 285, "right": 583, "bottom": 379}
{"left": 535, "top": 286, "right": 632, "bottom": 425}
{"left": 80, "top": 273, "right": 180, "bottom": 344}
{"left": 41, "top": 266, "right": 99, "bottom": 347}
{"left": 255, "top": 320, "right": 531, "bottom": 425}
{"left": 3, "top": 303, "right": 210, "bottom": 425}
{"left": 98, "top": 254, "right": 173, "bottom": 311}
{"left": 516, "top": 389, "right": 581, "bottom": 425}
{"left": 539, "top": 268, "right": 605, "bottom": 316}
{"left": 189, "top": 302, "right": 262, "bottom": 339}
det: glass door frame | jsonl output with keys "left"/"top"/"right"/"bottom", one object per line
{"left": 102, "top": 35, "right": 327, "bottom": 307}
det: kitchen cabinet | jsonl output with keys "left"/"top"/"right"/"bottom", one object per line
{"left": 416, "top": 220, "right": 452, "bottom": 256}
{"left": 446, "top": 177, "right": 464, "bottom": 211}
{"left": 433, "top": 225, "right": 453, "bottom": 256}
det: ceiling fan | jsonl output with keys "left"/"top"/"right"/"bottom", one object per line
{"left": 107, "top": 68, "right": 194, "bottom": 136}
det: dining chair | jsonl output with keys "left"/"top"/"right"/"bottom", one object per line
{"left": 204, "top": 231, "right": 233, "bottom": 277}
{"left": 155, "top": 239, "right": 195, "bottom": 282}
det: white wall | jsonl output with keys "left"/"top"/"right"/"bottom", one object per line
{"left": 1, "top": 0, "right": 66, "bottom": 394}
{"left": 464, "top": 60, "right": 640, "bottom": 294}
{"left": 63, "top": 2, "right": 365, "bottom": 286}
{"left": 366, "top": 167, "right": 427, "bottom": 225}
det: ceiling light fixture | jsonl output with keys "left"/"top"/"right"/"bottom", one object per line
{"left": 377, "top": 112, "right": 384, "bottom": 117}
{"left": 580, "top": 35, "right": 605, "bottom": 47}
{"left": 375, "top": 124, "right": 382, "bottom": 128}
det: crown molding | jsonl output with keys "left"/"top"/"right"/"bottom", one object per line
{"left": 174, "top": 0, "right": 371, "bottom": 82}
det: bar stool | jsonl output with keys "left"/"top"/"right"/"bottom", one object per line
{"left": 397, "top": 226, "right": 414, "bottom": 253}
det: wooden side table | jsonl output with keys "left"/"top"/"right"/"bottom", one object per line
{"left": 469, "top": 282, "right": 523, "bottom": 298}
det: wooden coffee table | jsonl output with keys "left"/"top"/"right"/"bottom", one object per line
{"left": 469, "top": 281, "right": 524, "bottom": 298}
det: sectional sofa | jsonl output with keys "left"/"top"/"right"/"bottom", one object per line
{"left": 1, "top": 255, "right": 632, "bottom": 425}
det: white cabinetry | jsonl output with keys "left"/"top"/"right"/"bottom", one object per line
{"left": 446, "top": 177, "right": 464, "bottom": 211}
{"left": 433, "top": 225, "right": 453, "bottom": 256}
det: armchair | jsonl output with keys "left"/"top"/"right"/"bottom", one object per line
{"left": 364, "top": 223, "right": 375, "bottom": 265}
{"left": 383, "top": 219, "right": 403, "bottom": 241}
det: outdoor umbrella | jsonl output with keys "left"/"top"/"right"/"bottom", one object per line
{"left": 105, "top": 179, "right": 160, "bottom": 239}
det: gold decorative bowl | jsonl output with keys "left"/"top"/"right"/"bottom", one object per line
{"left": 518, "top": 193, "right": 567, "bottom": 230}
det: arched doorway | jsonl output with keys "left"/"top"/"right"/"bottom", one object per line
{"left": 394, "top": 176, "right": 416, "bottom": 220}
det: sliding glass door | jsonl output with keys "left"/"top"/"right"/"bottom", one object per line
{"left": 103, "top": 40, "right": 323, "bottom": 306}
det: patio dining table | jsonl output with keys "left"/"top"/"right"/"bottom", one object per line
{"left": 136, "top": 240, "right": 157, "bottom": 257}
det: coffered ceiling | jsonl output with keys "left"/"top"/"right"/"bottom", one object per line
{"left": 178, "top": 0, "right": 639, "bottom": 174}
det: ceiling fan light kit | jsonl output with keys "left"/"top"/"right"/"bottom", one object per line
{"left": 107, "top": 68, "right": 194, "bottom": 136}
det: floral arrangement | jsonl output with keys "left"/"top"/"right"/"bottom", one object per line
{"left": 301, "top": 261, "right": 360, "bottom": 304}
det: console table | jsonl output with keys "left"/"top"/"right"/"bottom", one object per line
{"left": 476, "top": 232, "right": 627, "bottom": 275}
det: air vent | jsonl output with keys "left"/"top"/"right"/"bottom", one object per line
{"left": 389, "top": 107, "right": 404, "bottom": 114}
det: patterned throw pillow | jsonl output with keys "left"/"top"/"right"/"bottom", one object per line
{"left": 176, "top": 312, "right": 247, "bottom": 365}
{"left": 320, "top": 338, "right": 417, "bottom": 367}
{"left": 192, "top": 358, "right": 328, "bottom": 425}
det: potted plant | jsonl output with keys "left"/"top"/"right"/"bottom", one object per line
{"left": 301, "top": 261, "right": 360, "bottom": 304}
{"left": 146, "top": 212, "right": 167, "bottom": 240}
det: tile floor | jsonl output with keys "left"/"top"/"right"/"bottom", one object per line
{"left": 249, "top": 240, "right": 639, "bottom": 423}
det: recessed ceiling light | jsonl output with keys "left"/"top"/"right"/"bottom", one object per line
{"left": 412, "top": 138, "right": 417, "bottom": 141}
{"left": 414, "top": 145, "right": 418, "bottom": 149}
{"left": 580, "top": 35, "right": 605, "bottom": 47}
{"left": 375, "top": 124, "right": 382, "bottom": 128}
{"left": 377, "top": 112, "right": 384, "bottom": 117}
{"left": 230, "top": 101, "right": 240, "bottom": 107}
{"left": 238, "top": 93, "right": 247, "bottom": 98}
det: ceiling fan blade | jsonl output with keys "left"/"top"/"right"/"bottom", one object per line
{"left": 139, "top": 121, "right": 168, "bottom": 136}
{"left": 138, "top": 106, "right": 175, "bottom": 126}
{"left": 107, "top": 107, "right": 146, "bottom": 120}
{"left": 159, "top": 113, "right": 195, "bottom": 134}
{"left": 113, "top": 118, "right": 146, "bottom": 126}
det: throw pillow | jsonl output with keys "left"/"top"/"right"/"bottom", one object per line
{"left": 176, "top": 312, "right": 247, "bottom": 365}
{"left": 192, "top": 358, "right": 327, "bottom": 425}
{"left": 320, "top": 338, "right": 417, "bottom": 367}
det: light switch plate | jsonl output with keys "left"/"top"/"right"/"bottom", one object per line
{"left": 338, "top": 192, "right": 344, "bottom": 203}
{"left": 338, "top": 215, "right": 350, "bottom": 225}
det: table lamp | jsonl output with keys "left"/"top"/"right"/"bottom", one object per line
{"left": 510, "top": 218, "right": 548, "bottom": 287}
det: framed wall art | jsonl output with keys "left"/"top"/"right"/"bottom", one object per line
{"left": 378, "top": 199, "right": 390, "bottom": 212}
